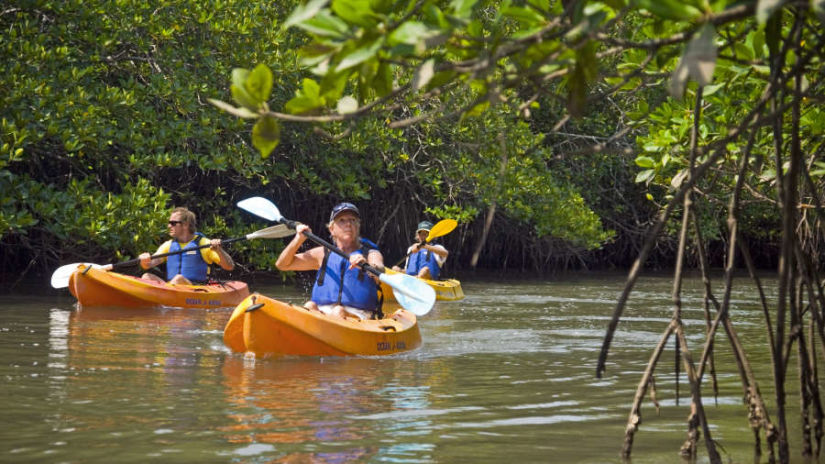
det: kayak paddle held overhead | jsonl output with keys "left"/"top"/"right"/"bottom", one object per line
{"left": 237, "top": 196, "right": 437, "bottom": 316}
{"left": 49, "top": 224, "right": 294, "bottom": 289}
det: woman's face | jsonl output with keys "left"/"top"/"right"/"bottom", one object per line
{"left": 329, "top": 213, "right": 360, "bottom": 243}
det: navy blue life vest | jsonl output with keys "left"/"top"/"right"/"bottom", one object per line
{"left": 311, "top": 239, "right": 379, "bottom": 311}
{"left": 166, "top": 232, "right": 210, "bottom": 282}
{"left": 406, "top": 245, "right": 441, "bottom": 280}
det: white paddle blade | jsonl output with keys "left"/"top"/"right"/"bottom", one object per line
{"left": 246, "top": 224, "right": 293, "bottom": 240}
{"left": 237, "top": 197, "right": 283, "bottom": 222}
{"left": 50, "top": 263, "right": 106, "bottom": 289}
{"left": 379, "top": 272, "right": 436, "bottom": 316}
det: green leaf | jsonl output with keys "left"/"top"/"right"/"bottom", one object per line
{"left": 702, "top": 82, "right": 724, "bottom": 96}
{"left": 301, "top": 78, "right": 321, "bottom": 99}
{"left": 207, "top": 98, "right": 260, "bottom": 119}
{"left": 635, "top": 169, "right": 655, "bottom": 183}
{"left": 751, "top": 29, "right": 766, "bottom": 59}
{"left": 373, "top": 61, "right": 393, "bottom": 97}
{"left": 465, "top": 100, "right": 489, "bottom": 118}
{"left": 527, "top": 0, "right": 550, "bottom": 12}
{"left": 230, "top": 68, "right": 260, "bottom": 111}
{"left": 390, "top": 21, "right": 430, "bottom": 45}
{"left": 296, "top": 11, "right": 350, "bottom": 38}
{"left": 283, "top": 98, "right": 318, "bottom": 115}
{"left": 231, "top": 68, "right": 250, "bottom": 90}
{"left": 285, "top": 78, "right": 324, "bottom": 114}
{"left": 252, "top": 116, "right": 280, "bottom": 158}
{"left": 335, "top": 36, "right": 384, "bottom": 71}
{"left": 501, "top": 5, "right": 545, "bottom": 25}
{"left": 450, "top": 0, "right": 478, "bottom": 19}
{"left": 332, "top": 0, "right": 377, "bottom": 28}
{"left": 246, "top": 64, "right": 274, "bottom": 104}
{"left": 231, "top": 84, "right": 260, "bottom": 111}
{"left": 283, "top": 0, "right": 329, "bottom": 30}
{"left": 635, "top": 156, "right": 656, "bottom": 168}
{"left": 424, "top": 4, "right": 450, "bottom": 29}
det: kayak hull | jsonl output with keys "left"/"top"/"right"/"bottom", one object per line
{"left": 381, "top": 269, "right": 464, "bottom": 302}
{"left": 223, "top": 293, "right": 421, "bottom": 357}
{"left": 68, "top": 266, "right": 249, "bottom": 309}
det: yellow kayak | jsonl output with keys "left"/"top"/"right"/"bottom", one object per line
{"left": 68, "top": 265, "right": 249, "bottom": 309}
{"left": 223, "top": 293, "right": 421, "bottom": 357}
{"left": 381, "top": 268, "right": 464, "bottom": 302}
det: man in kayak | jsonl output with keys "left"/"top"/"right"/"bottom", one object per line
{"left": 394, "top": 221, "right": 449, "bottom": 280}
{"left": 276, "top": 202, "right": 384, "bottom": 320}
{"left": 138, "top": 207, "right": 235, "bottom": 285}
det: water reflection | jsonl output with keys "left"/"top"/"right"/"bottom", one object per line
{"left": 220, "top": 355, "right": 435, "bottom": 462}
{"left": 48, "top": 308, "right": 70, "bottom": 370}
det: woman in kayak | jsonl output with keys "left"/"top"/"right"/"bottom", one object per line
{"left": 276, "top": 202, "right": 384, "bottom": 320}
{"left": 393, "top": 220, "right": 449, "bottom": 280}
{"left": 138, "top": 207, "right": 235, "bottom": 285}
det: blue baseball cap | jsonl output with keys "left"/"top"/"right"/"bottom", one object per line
{"left": 330, "top": 202, "right": 360, "bottom": 222}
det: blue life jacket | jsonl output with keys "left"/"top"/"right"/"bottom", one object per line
{"left": 311, "top": 238, "right": 379, "bottom": 311}
{"left": 406, "top": 245, "right": 441, "bottom": 280}
{"left": 166, "top": 232, "right": 210, "bottom": 282}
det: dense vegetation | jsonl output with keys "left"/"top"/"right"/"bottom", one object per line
{"left": 3, "top": 0, "right": 825, "bottom": 461}
{"left": 2, "top": 0, "right": 624, "bottom": 286}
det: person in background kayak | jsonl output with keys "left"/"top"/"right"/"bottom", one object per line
{"left": 138, "top": 207, "right": 234, "bottom": 285}
{"left": 276, "top": 202, "right": 384, "bottom": 320}
{"left": 393, "top": 221, "right": 449, "bottom": 280}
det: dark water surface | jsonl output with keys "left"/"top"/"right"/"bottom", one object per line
{"left": 0, "top": 272, "right": 812, "bottom": 463}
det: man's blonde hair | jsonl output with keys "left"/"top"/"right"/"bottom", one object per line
{"left": 172, "top": 207, "right": 197, "bottom": 233}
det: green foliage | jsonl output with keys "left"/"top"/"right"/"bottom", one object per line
{"left": 0, "top": 173, "right": 169, "bottom": 261}
{"left": 1, "top": 0, "right": 301, "bottom": 273}
{"left": 7, "top": 0, "right": 821, "bottom": 279}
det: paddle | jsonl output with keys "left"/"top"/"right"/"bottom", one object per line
{"left": 50, "top": 224, "right": 293, "bottom": 289}
{"left": 237, "top": 196, "right": 437, "bottom": 316}
{"left": 392, "top": 218, "right": 457, "bottom": 269}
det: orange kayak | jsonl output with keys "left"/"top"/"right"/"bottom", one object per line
{"left": 223, "top": 293, "right": 421, "bottom": 357}
{"left": 68, "top": 266, "right": 249, "bottom": 309}
{"left": 381, "top": 269, "right": 464, "bottom": 302}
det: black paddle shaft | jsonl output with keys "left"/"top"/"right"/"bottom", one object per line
{"left": 278, "top": 218, "right": 383, "bottom": 276}
{"left": 112, "top": 236, "right": 244, "bottom": 270}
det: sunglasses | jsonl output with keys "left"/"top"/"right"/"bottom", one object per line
{"left": 168, "top": 220, "right": 184, "bottom": 226}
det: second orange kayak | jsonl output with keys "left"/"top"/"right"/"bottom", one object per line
{"left": 68, "top": 265, "right": 249, "bottom": 309}
{"left": 223, "top": 293, "right": 421, "bottom": 357}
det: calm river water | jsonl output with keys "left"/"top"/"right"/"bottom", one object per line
{"left": 0, "top": 271, "right": 811, "bottom": 463}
